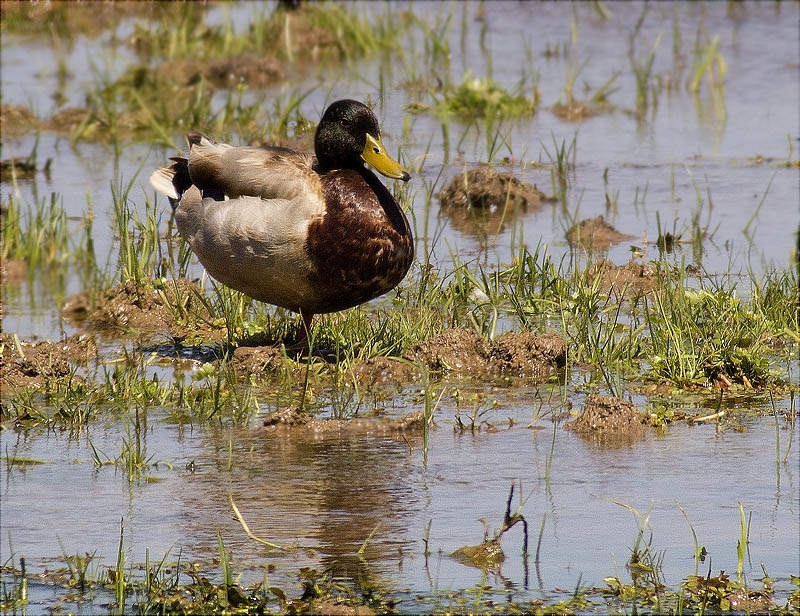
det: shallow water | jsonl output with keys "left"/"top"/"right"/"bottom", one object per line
{"left": 3, "top": 392, "right": 798, "bottom": 610}
{"left": 1, "top": 0, "right": 799, "bottom": 611}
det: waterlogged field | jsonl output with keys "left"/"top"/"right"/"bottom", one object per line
{"left": 1, "top": 1, "right": 798, "bottom": 614}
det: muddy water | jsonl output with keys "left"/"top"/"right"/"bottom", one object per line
{"left": 1, "top": 0, "right": 799, "bottom": 610}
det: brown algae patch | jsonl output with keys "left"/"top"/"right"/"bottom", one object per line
{"left": 451, "top": 483, "right": 528, "bottom": 571}
{"left": 564, "top": 393, "right": 650, "bottom": 446}
{"left": 437, "top": 167, "right": 554, "bottom": 212}
{"left": 566, "top": 215, "right": 636, "bottom": 251}
{"left": 263, "top": 406, "right": 426, "bottom": 438}
{"left": 0, "top": 333, "right": 97, "bottom": 392}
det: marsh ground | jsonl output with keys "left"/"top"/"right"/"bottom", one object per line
{"left": 1, "top": 1, "right": 798, "bottom": 613}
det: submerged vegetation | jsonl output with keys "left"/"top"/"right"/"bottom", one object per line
{"left": 2, "top": 1, "right": 799, "bottom": 614}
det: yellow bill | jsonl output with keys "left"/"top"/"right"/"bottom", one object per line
{"left": 361, "top": 133, "right": 410, "bottom": 182}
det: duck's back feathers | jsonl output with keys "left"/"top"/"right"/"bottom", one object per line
{"left": 185, "top": 133, "right": 319, "bottom": 202}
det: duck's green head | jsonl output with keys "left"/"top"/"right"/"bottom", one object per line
{"left": 315, "top": 99, "right": 410, "bottom": 182}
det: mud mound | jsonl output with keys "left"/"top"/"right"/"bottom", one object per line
{"left": 155, "top": 54, "right": 285, "bottom": 89}
{"left": 263, "top": 407, "right": 426, "bottom": 437}
{"left": 1, "top": 157, "right": 45, "bottom": 181}
{"left": 551, "top": 100, "right": 598, "bottom": 122}
{"left": 566, "top": 216, "right": 635, "bottom": 251}
{"left": 409, "top": 328, "right": 491, "bottom": 375}
{"left": 410, "top": 327, "right": 565, "bottom": 383}
{"left": 41, "top": 107, "right": 93, "bottom": 133}
{"left": 62, "top": 279, "right": 212, "bottom": 335}
{"left": 490, "top": 332, "right": 566, "bottom": 378}
{"left": 0, "top": 104, "right": 38, "bottom": 136}
{"left": 230, "top": 345, "right": 287, "bottom": 376}
{"left": 0, "top": 333, "right": 97, "bottom": 391}
{"left": 437, "top": 167, "right": 553, "bottom": 212}
{"left": 588, "top": 260, "right": 660, "bottom": 297}
{"left": 352, "top": 356, "right": 420, "bottom": 387}
{"left": 0, "top": 259, "right": 26, "bottom": 286}
{"left": 564, "top": 394, "right": 649, "bottom": 446}
{"left": 40, "top": 106, "right": 142, "bottom": 139}
{"left": 274, "top": 8, "right": 341, "bottom": 60}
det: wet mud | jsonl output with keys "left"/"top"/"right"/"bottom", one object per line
{"left": 566, "top": 215, "right": 636, "bottom": 251}
{"left": 1, "top": 156, "right": 49, "bottom": 181}
{"left": 351, "top": 355, "right": 420, "bottom": 387}
{"left": 0, "top": 259, "right": 27, "bottom": 286}
{"left": 437, "top": 167, "right": 554, "bottom": 212}
{"left": 0, "top": 332, "right": 97, "bottom": 391}
{"left": 551, "top": 100, "right": 599, "bottom": 122}
{"left": 409, "top": 327, "right": 491, "bottom": 375}
{"left": 0, "top": 104, "right": 39, "bottom": 137}
{"left": 564, "top": 393, "right": 650, "bottom": 447}
{"left": 587, "top": 259, "right": 661, "bottom": 298}
{"left": 154, "top": 55, "right": 286, "bottom": 90}
{"left": 11, "top": 280, "right": 567, "bottom": 391}
{"left": 410, "top": 327, "right": 565, "bottom": 381}
{"left": 262, "top": 406, "right": 426, "bottom": 438}
{"left": 230, "top": 345, "right": 288, "bottom": 376}
{"left": 233, "top": 327, "right": 565, "bottom": 384}
{"left": 62, "top": 279, "right": 217, "bottom": 338}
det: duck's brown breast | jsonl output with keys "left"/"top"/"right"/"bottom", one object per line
{"left": 304, "top": 168, "right": 413, "bottom": 314}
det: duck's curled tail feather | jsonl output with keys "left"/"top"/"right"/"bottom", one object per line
{"left": 149, "top": 156, "right": 191, "bottom": 210}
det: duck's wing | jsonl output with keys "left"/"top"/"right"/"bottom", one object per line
{"left": 185, "top": 133, "right": 319, "bottom": 202}
{"left": 171, "top": 186, "right": 321, "bottom": 311}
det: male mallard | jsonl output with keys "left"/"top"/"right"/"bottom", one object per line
{"left": 149, "top": 99, "right": 413, "bottom": 338}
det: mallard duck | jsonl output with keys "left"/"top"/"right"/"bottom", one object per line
{"left": 149, "top": 99, "right": 413, "bottom": 338}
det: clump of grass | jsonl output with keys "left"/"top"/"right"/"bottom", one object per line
{"left": 541, "top": 132, "right": 578, "bottom": 200}
{"left": 414, "top": 72, "right": 537, "bottom": 120}
{"left": 129, "top": 2, "right": 408, "bottom": 64}
{"left": 751, "top": 267, "right": 799, "bottom": 338}
{"left": 1, "top": 192, "right": 70, "bottom": 269}
{"left": 0, "top": 2, "right": 180, "bottom": 40}
{"left": 644, "top": 283, "right": 772, "bottom": 388}
{"left": 0, "top": 556, "right": 28, "bottom": 609}
{"left": 112, "top": 174, "right": 165, "bottom": 285}
{"left": 555, "top": 268, "right": 645, "bottom": 384}
{"left": 689, "top": 31, "right": 726, "bottom": 94}
{"left": 59, "top": 2, "right": 414, "bottom": 145}
{"left": 627, "top": 5, "right": 663, "bottom": 118}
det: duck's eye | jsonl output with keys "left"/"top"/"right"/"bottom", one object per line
{"left": 373, "top": 146, "right": 380, "bottom": 154}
